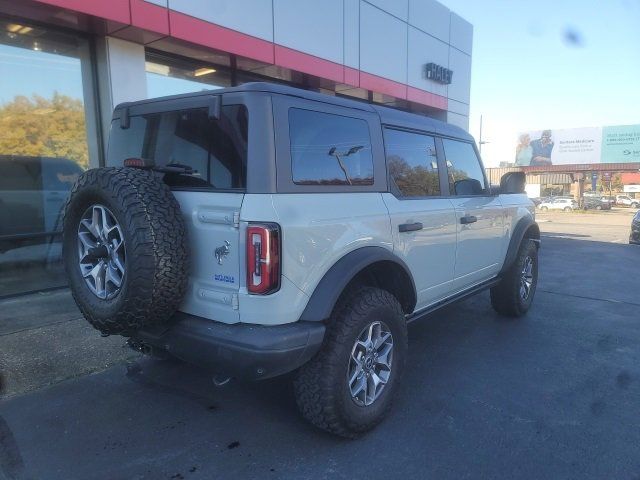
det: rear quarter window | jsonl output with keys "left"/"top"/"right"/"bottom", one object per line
{"left": 288, "top": 108, "right": 374, "bottom": 186}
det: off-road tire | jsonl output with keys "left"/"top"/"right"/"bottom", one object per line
{"left": 490, "top": 239, "right": 538, "bottom": 318}
{"left": 293, "top": 287, "right": 408, "bottom": 438}
{"left": 62, "top": 167, "right": 189, "bottom": 336}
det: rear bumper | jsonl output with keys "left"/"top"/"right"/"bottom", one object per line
{"left": 135, "top": 313, "right": 325, "bottom": 380}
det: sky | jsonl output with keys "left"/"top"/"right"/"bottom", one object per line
{"left": 439, "top": 0, "right": 640, "bottom": 166}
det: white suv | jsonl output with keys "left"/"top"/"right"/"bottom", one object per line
{"left": 62, "top": 83, "right": 540, "bottom": 437}
{"left": 616, "top": 195, "right": 639, "bottom": 208}
{"left": 539, "top": 198, "right": 578, "bottom": 211}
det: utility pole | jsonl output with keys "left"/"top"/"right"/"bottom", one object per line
{"left": 479, "top": 114, "right": 489, "bottom": 155}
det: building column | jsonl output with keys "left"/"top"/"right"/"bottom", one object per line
{"left": 95, "top": 37, "right": 147, "bottom": 162}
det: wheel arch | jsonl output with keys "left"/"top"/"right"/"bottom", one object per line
{"left": 299, "top": 246, "right": 417, "bottom": 322}
{"left": 500, "top": 215, "right": 540, "bottom": 276}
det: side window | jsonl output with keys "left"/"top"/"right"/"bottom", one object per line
{"left": 108, "top": 105, "right": 248, "bottom": 190}
{"left": 289, "top": 108, "right": 374, "bottom": 186}
{"left": 0, "top": 158, "right": 42, "bottom": 191}
{"left": 384, "top": 128, "right": 440, "bottom": 197}
{"left": 442, "top": 139, "right": 487, "bottom": 196}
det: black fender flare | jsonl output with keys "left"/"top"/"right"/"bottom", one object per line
{"left": 500, "top": 215, "right": 541, "bottom": 275}
{"left": 299, "top": 246, "right": 417, "bottom": 322}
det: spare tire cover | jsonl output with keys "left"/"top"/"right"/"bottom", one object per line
{"left": 62, "top": 167, "right": 189, "bottom": 336}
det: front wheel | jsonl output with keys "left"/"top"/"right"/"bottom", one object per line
{"left": 540, "top": 206, "right": 548, "bottom": 211}
{"left": 293, "top": 287, "right": 407, "bottom": 438}
{"left": 564, "top": 206, "right": 571, "bottom": 212}
{"left": 490, "top": 239, "right": 538, "bottom": 317}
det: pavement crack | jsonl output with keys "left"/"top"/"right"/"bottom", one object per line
{"left": 538, "top": 289, "right": 640, "bottom": 307}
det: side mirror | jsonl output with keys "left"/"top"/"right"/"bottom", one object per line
{"left": 499, "top": 171, "right": 526, "bottom": 194}
{"left": 453, "top": 178, "right": 484, "bottom": 195}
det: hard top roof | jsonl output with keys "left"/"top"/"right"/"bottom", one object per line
{"left": 115, "top": 82, "right": 472, "bottom": 141}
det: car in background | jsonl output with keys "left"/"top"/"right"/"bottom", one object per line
{"left": 0, "top": 155, "right": 84, "bottom": 252}
{"left": 538, "top": 198, "right": 578, "bottom": 212}
{"left": 583, "top": 197, "right": 612, "bottom": 210}
{"left": 615, "top": 195, "right": 639, "bottom": 208}
{"left": 600, "top": 195, "right": 616, "bottom": 205}
{"left": 529, "top": 197, "right": 542, "bottom": 206}
{"left": 630, "top": 210, "right": 640, "bottom": 244}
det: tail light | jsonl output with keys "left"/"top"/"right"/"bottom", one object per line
{"left": 246, "top": 223, "right": 280, "bottom": 294}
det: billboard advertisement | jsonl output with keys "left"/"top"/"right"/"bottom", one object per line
{"left": 514, "top": 124, "right": 640, "bottom": 166}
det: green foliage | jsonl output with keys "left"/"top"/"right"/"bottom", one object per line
{"left": 0, "top": 92, "right": 88, "bottom": 168}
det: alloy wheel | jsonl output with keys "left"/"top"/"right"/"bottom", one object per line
{"left": 347, "top": 321, "right": 394, "bottom": 407}
{"left": 520, "top": 256, "right": 534, "bottom": 300}
{"left": 77, "top": 204, "right": 126, "bottom": 300}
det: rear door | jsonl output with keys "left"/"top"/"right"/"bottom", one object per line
{"left": 108, "top": 97, "right": 249, "bottom": 324}
{"left": 382, "top": 128, "right": 457, "bottom": 309}
{"left": 440, "top": 138, "right": 504, "bottom": 290}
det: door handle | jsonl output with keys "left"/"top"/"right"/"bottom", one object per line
{"left": 399, "top": 222, "right": 423, "bottom": 232}
{"left": 460, "top": 215, "right": 477, "bottom": 225}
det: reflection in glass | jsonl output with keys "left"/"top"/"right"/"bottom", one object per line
{"left": 385, "top": 129, "right": 440, "bottom": 197}
{"left": 289, "top": 108, "right": 374, "bottom": 186}
{"left": 0, "top": 20, "right": 89, "bottom": 296}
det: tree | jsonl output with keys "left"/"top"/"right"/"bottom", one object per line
{"left": 0, "top": 92, "right": 89, "bottom": 169}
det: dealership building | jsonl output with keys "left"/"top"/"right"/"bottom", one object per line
{"left": 0, "top": 0, "right": 473, "bottom": 296}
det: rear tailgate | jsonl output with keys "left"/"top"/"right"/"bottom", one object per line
{"left": 175, "top": 191, "right": 243, "bottom": 324}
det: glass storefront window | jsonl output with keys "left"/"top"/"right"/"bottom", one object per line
{"left": 145, "top": 51, "right": 232, "bottom": 98}
{"left": 0, "top": 20, "right": 94, "bottom": 297}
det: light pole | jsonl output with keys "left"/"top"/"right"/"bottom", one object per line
{"left": 479, "top": 114, "right": 490, "bottom": 155}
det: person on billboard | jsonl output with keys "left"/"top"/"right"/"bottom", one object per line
{"left": 515, "top": 133, "right": 533, "bottom": 166}
{"left": 530, "top": 130, "right": 554, "bottom": 166}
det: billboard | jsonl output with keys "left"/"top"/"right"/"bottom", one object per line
{"left": 514, "top": 124, "right": 640, "bottom": 166}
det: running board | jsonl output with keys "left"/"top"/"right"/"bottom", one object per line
{"left": 406, "top": 277, "right": 500, "bottom": 324}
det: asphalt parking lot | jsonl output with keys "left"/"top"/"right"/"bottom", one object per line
{"left": 1, "top": 210, "right": 639, "bottom": 480}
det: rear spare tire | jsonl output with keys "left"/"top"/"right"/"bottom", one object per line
{"left": 62, "top": 167, "right": 189, "bottom": 336}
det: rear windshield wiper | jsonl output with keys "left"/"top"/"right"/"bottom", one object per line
{"left": 124, "top": 158, "right": 194, "bottom": 175}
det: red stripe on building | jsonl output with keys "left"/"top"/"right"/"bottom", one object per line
{"left": 169, "top": 10, "right": 275, "bottom": 64}
{"left": 407, "top": 86, "right": 448, "bottom": 110}
{"left": 33, "top": 0, "right": 131, "bottom": 24}
{"left": 359, "top": 72, "right": 407, "bottom": 100}
{"left": 275, "top": 45, "right": 344, "bottom": 84}
{"left": 130, "top": 0, "right": 169, "bottom": 35}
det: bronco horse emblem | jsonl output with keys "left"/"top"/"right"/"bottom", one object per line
{"left": 214, "top": 240, "right": 231, "bottom": 265}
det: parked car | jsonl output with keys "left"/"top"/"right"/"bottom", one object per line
{"left": 600, "top": 195, "right": 616, "bottom": 204}
{"left": 615, "top": 195, "right": 639, "bottom": 208}
{"left": 583, "top": 197, "right": 612, "bottom": 210}
{"left": 61, "top": 83, "right": 540, "bottom": 438}
{"left": 539, "top": 198, "right": 578, "bottom": 211}
{"left": 0, "top": 155, "right": 84, "bottom": 252}
{"left": 630, "top": 210, "right": 640, "bottom": 244}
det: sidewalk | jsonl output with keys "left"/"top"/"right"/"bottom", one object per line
{"left": 0, "top": 289, "right": 139, "bottom": 398}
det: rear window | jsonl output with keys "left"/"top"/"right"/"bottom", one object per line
{"left": 289, "top": 108, "right": 374, "bottom": 186}
{"left": 108, "top": 105, "right": 248, "bottom": 190}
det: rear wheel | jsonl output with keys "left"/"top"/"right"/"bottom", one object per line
{"left": 540, "top": 206, "right": 548, "bottom": 211}
{"left": 564, "top": 206, "right": 571, "bottom": 212}
{"left": 491, "top": 239, "right": 538, "bottom": 317}
{"left": 293, "top": 287, "right": 407, "bottom": 438}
